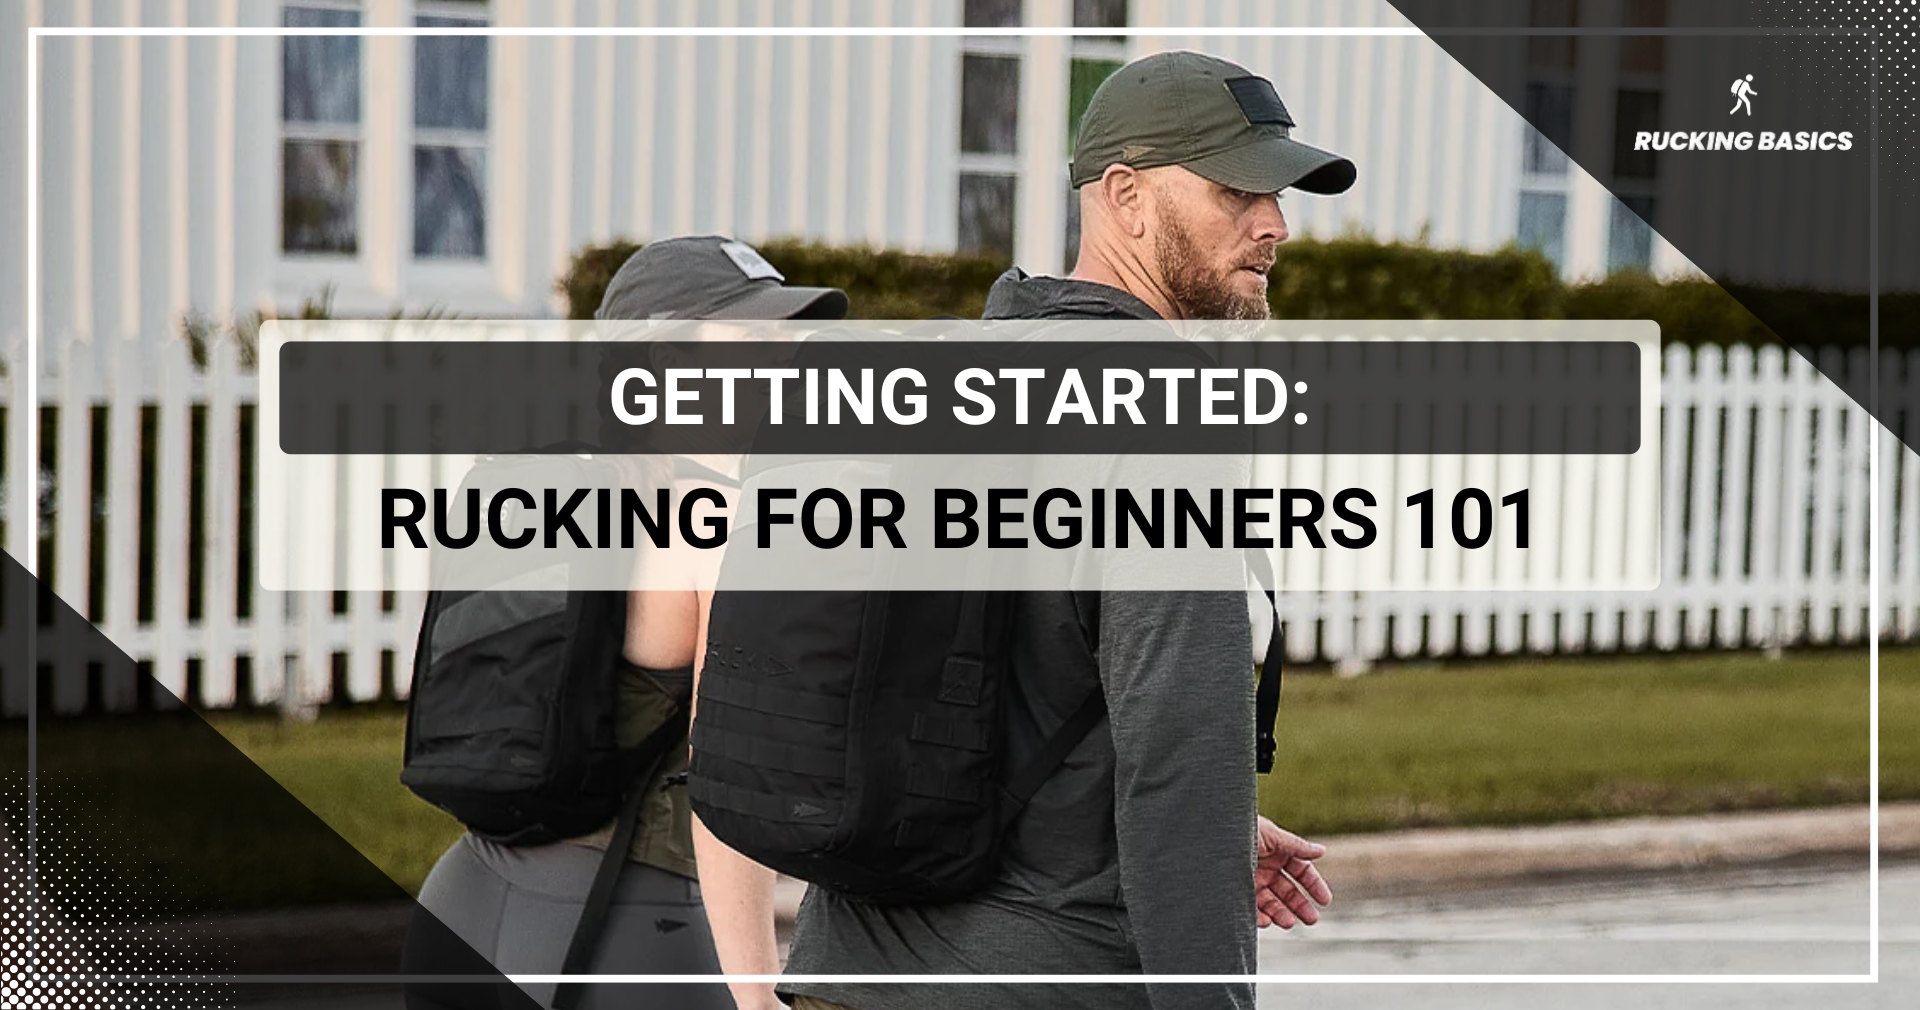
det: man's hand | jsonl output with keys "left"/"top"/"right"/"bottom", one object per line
{"left": 1255, "top": 816, "right": 1333, "bottom": 929}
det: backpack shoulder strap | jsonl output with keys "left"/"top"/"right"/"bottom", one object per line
{"left": 1001, "top": 552, "right": 1285, "bottom": 819}
{"left": 551, "top": 709, "right": 689, "bottom": 1010}
{"left": 1245, "top": 548, "right": 1284, "bottom": 774}
{"left": 998, "top": 687, "right": 1107, "bottom": 822}
{"left": 988, "top": 338, "right": 1262, "bottom": 812}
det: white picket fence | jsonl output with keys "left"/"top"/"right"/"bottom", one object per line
{"left": 1268, "top": 342, "right": 1896, "bottom": 669}
{"left": 0, "top": 336, "right": 1911, "bottom": 714}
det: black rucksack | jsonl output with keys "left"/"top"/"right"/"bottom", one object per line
{"left": 688, "top": 508, "right": 1284, "bottom": 905}
{"left": 401, "top": 446, "right": 682, "bottom": 844}
{"left": 686, "top": 331, "right": 1284, "bottom": 904}
{"left": 400, "top": 445, "right": 690, "bottom": 1010}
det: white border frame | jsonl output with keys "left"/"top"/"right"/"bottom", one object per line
{"left": 20, "top": 20, "right": 1880, "bottom": 989}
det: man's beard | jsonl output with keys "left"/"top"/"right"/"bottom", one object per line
{"left": 1154, "top": 210, "right": 1273, "bottom": 321}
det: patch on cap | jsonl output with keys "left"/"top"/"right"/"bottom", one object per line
{"left": 720, "top": 240, "right": 785, "bottom": 282}
{"left": 1224, "top": 76, "right": 1294, "bottom": 128}
{"left": 1120, "top": 144, "right": 1156, "bottom": 161}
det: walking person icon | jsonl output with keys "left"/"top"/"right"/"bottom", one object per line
{"left": 1730, "top": 74, "right": 1757, "bottom": 115}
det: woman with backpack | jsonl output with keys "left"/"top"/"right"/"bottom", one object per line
{"left": 401, "top": 236, "right": 848, "bottom": 1010}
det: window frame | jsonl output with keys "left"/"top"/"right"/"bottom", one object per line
{"left": 273, "top": 0, "right": 506, "bottom": 311}
{"left": 1607, "top": 0, "right": 1665, "bottom": 273}
{"left": 279, "top": 0, "right": 367, "bottom": 261}
{"left": 1607, "top": 194, "right": 1656, "bottom": 273}
{"left": 955, "top": 22, "right": 1022, "bottom": 258}
{"left": 411, "top": 1, "right": 491, "bottom": 263}
{"left": 1517, "top": 190, "right": 1571, "bottom": 272}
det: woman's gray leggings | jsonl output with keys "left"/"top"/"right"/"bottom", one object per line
{"left": 403, "top": 833, "right": 735, "bottom": 1010}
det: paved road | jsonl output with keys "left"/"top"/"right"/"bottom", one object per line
{"left": 1256, "top": 859, "right": 1919, "bottom": 1009}
{"left": 226, "top": 860, "right": 1920, "bottom": 1007}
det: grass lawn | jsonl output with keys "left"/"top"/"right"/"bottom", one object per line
{"left": 1261, "top": 648, "right": 1918, "bottom": 836}
{"left": 206, "top": 648, "right": 1920, "bottom": 897}
{"left": 210, "top": 707, "right": 466, "bottom": 899}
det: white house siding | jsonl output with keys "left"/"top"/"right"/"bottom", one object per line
{"left": 9, "top": 0, "right": 1677, "bottom": 346}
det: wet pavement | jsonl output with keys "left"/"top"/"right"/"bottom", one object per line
{"left": 1255, "top": 859, "right": 1918, "bottom": 1008}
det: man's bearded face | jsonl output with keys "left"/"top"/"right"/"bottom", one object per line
{"left": 1152, "top": 188, "right": 1274, "bottom": 318}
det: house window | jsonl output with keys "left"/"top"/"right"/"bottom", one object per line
{"left": 281, "top": 4, "right": 362, "bottom": 255}
{"left": 964, "top": 0, "right": 1022, "bottom": 28}
{"left": 1517, "top": 0, "right": 1577, "bottom": 276}
{"left": 1523, "top": 83, "right": 1573, "bottom": 176}
{"left": 1608, "top": 195, "right": 1655, "bottom": 272}
{"left": 961, "top": 55, "right": 1020, "bottom": 156}
{"left": 1612, "top": 89, "right": 1662, "bottom": 180}
{"left": 958, "top": 6, "right": 1021, "bottom": 260}
{"left": 413, "top": 3, "right": 489, "bottom": 259}
{"left": 958, "top": 174, "right": 1018, "bottom": 259}
{"left": 1518, "top": 191, "right": 1568, "bottom": 271}
{"left": 1611, "top": 0, "right": 1663, "bottom": 272}
{"left": 1073, "top": 0, "right": 1128, "bottom": 35}
{"left": 1521, "top": 0, "right": 1576, "bottom": 186}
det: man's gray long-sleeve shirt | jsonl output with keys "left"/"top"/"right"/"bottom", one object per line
{"left": 778, "top": 271, "right": 1259, "bottom": 1010}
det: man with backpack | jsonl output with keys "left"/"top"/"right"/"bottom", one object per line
{"left": 753, "top": 51, "right": 1356, "bottom": 1010}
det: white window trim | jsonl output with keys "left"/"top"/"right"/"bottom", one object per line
{"left": 1069, "top": 38, "right": 1126, "bottom": 62}
{"left": 955, "top": 22, "right": 1024, "bottom": 256}
{"left": 278, "top": 2, "right": 368, "bottom": 271}
{"left": 407, "top": 7, "right": 490, "bottom": 268}
{"left": 960, "top": 35, "right": 1024, "bottom": 59}
{"left": 1515, "top": 187, "right": 1573, "bottom": 273}
{"left": 267, "top": 1, "right": 509, "bottom": 315}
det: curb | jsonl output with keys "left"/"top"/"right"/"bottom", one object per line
{"left": 1270, "top": 802, "right": 1920, "bottom": 901}
{"left": 773, "top": 802, "right": 1920, "bottom": 918}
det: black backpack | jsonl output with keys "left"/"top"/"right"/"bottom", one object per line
{"left": 688, "top": 516, "right": 1284, "bottom": 905}
{"left": 401, "top": 446, "right": 684, "bottom": 843}
{"left": 686, "top": 331, "right": 1283, "bottom": 904}
{"left": 400, "top": 445, "right": 689, "bottom": 1009}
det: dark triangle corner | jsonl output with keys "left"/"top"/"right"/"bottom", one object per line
{"left": 1382, "top": 1, "right": 1914, "bottom": 448}
{"left": 0, "top": 547, "right": 541, "bottom": 1007}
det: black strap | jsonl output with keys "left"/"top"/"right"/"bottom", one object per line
{"left": 950, "top": 592, "right": 991, "bottom": 664}
{"left": 938, "top": 593, "right": 993, "bottom": 708}
{"left": 998, "top": 688, "right": 1108, "bottom": 822}
{"left": 551, "top": 711, "right": 688, "bottom": 1010}
{"left": 700, "top": 673, "right": 848, "bottom": 726}
{"left": 689, "top": 723, "right": 845, "bottom": 778}
{"left": 1002, "top": 548, "right": 1285, "bottom": 822}
{"left": 1246, "top": 548, "right": 1284, "bottom": 774}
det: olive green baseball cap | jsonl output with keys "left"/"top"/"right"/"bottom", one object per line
{"left": 1070, "top": 51, "right": 1356, "bottom": 196}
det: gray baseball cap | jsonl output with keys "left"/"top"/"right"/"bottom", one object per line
{"left": 595, "top": 236, "right": 850, "bottom": 321}
{"left": 1070, "top": 51, "right": 1355, "bottom": 196}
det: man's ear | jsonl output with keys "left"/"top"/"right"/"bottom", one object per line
{"left": 1099, "top": 165, "right": 1149, "bottom": 239}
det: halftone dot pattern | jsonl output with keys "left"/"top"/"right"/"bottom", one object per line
{"left": 2, "top": 775, "right": 232, "bottom": 1007}
{"left": 1756, "top": 0, "right": 1917, "bottom": 199}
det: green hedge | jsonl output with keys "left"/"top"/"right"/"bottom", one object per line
{"left": 1265, "top": 237, "right": 1563, "bottom": 321}
{"left": 559, "top": 236, "right": 1907, "bottom": 347}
